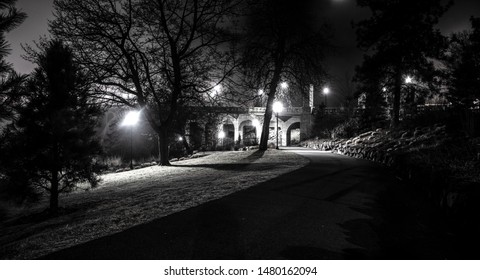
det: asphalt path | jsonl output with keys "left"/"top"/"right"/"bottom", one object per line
{"left": 43, "top": 148, "right": 462, "bottom": 259}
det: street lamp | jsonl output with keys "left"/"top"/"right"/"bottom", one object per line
{"left": 272, "top": 101, "right": 283, "bottom": 149}
{"left": 405, "top": 76, "right": 413, "bottom": 84}
{"left": 323, "top": 87, "right": 330, "bottom": 107}
{"left": 218, "top": 130, "right": 225, "bottom": 149}
{"left": 121, "top": 110, "right": 141, "bottom": 169}
{"left": 280, "top": 82, "right": 288, "bottom": 89}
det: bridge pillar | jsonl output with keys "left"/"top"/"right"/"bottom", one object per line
{"left": 233, "top": 118, "right": 239, "bottom": 144}
{"left": 300, "top": 110, "right": 312, "bottom": 141}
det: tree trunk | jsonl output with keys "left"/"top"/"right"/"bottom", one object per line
{"left": 391, "top": 69, "right": 403, "bottom": 128}
{"left": 50, "top": 170, "right": 59, "bottom": 215}
{"left": 259, "top": 88, "right": 277, "bottom": 150}
{"left": 157, "top": 128, "right": 171, "bottom": 166}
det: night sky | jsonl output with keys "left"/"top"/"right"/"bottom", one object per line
{"left": 5, "top": 0, "right": 480, "bottom": 104}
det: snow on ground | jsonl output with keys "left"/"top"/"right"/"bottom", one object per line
{"left": 0, "top": 149, "right": 308, "bottom": 259}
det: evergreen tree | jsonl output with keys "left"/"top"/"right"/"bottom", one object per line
{"left": 1, "top": 40, "right": 102, "bottom": 214}
{"left": 0, "top": 0, "right": 26, "bottom": 121}
{"left": 354, "top": 0, "right": 451, "bottom": 128}
{"left": 444, "top": 17, "right": 480, "bottom": 108}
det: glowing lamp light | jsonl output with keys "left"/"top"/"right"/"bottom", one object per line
{"left": 218, "top": 131, "right": 225, "bottom": 139}
{"left": 121, "top": 110, "right": 140, "bottom": 126}
{"left": 272, "top": 101, "right": 284, "bottom": 114}
{"left": 323, "top": 87, "right": 330, "bottom": 95}
{"left": 121, "top": 110, "right": 141, "bottom": 170}
{"left": 405, "top": 76, "right": 413, "bottom": 84}
{"left": 382, "top": 87, "right": 387, "bottom": 92}
{"left": 178, "top": 136, "right": 183, "bottom": 141}
{"left": 280, "top": 82, "right": 288, "bottom": 89}
{"left": 258, "top": 89, "right": 264, "bottom": 95}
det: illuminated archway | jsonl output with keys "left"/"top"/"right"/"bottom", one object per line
{"left": 286, "top": 122, "right": 301, "bottom": 146}
{"left": 239, "top": 120, "right": 257, "bottom": 146}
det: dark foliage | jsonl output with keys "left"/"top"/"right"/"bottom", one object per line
{"left": 0, "top": 41, "right": 102, "bottom": 214}
{"left": 0, "top": 0, "right": 26, "bottom": 121}
{"left": 354, "top": 0, "right": 451, "bottom": 128}
{"left": 443, "top": 17, "right": 480, "bottom": 109}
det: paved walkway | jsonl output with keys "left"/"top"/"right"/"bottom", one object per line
{"left": 43, "top": 148, "right": 460, "bottom": 259}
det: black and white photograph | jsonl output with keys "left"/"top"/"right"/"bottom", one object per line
{"left": 1, "top": 0, "right": 480, "bottom": 277}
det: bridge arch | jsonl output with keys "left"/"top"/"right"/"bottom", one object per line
{"left": 286, "top": 122, "right": 301, "bottom": 146}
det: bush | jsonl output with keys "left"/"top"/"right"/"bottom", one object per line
{"left": 331, "top": 118, "right": 361, "bottom": 139}
{"left": 312, "top": 112, "right": 349, "bottom": 138}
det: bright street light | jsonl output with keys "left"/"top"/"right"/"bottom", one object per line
{"left": 121, "top": 110, "right": 140, "bottom": 127}
{"left": 121, "top": 110, "right": 141, "bottom": 169}
{"left": 218, "top": 130, "right": 225, "bottom": 149}
{"left": 272, "top": 101, "right": 284, "bottom": 114}
{"left": 280, "top": 82, "right": 288, "bottom": 89}
{"left": 405, "top": 76, "right": 413, "bottom": 84}
{"left": 323, "top": 87, "right": 330, "bottom": 106}
{"left": 272, "top": 101, "right": 283, "bottom": 149}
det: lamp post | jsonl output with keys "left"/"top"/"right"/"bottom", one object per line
{"left": 323, "top": 87, "right": 330, "bottom": 107}
{"left": 121, "top": 110, "right": 140, "bottom": 169}
{"left": 218, "top": 130, "right": 225, "bottom": 149}
{"left": 272, "top": 101, "right": 283, "bottom": 149}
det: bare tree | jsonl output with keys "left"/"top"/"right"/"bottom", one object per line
{"left": 50, "top": 0, "right": 239, "bottom": 165}
{"left": 240, "top": 0, "right": 331, "bottom": 150}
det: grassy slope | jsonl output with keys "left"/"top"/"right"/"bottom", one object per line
{"left": 0, "top": 149, "right": 308, "bottom": 259}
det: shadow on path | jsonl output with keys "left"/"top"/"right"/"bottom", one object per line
{"left": 40, "top": 149, "right": 479, "bottom": 260}
{"left": 172, "top": 150, "right": 267, "bottom": 171}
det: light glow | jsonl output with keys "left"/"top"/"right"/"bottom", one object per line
{"left": 323, "top": 87, "right": 330, "bottom": 94}
{"left": 218, "top": 131, "right": 225, "bottom": 139}
{"left": 258, "top": 89, "right": 264, "bottom": 95}
{"left": 280, "top": 82, "right": 288, "bottom": 89}
{"left": 405, "top": 76, "right": 413, "bottom": 84}
{"left": 210, "top": 84, "right": 222, "bottom": 97}
{"left": 272, "top": 101, "right": 284, "bottom": 114}
{"left": 121, "top": 110, "right": 140, "bottom": 126}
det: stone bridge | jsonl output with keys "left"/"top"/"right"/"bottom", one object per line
{"left": 193, "top": 106, "right": 313, "bottom": 147}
